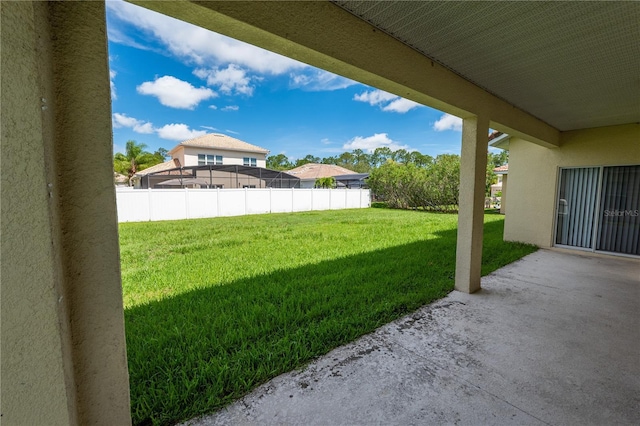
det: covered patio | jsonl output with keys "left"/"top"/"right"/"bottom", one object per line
{"left": 190, "top": 249, "right": 639, "bottom": 425}
{"left": 2, "top": 1, "right": 638, "bottom": 424}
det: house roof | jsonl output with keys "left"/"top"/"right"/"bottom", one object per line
{"left": 334, "top": 173, "right": 369, "bottom": 181}
{"left": 170, "top": 133, "right": 269, "bottom": 155}
{"left": 493, "top": 164, "right": 509, "bottom": 174}
{"left": 114, "top": 172, "right": 129, "bottom": 183}
{"left": 285, "top": 163, "right": 357, "bottom": 180}
{"left": 135, "top": 158, "right": 182, "bottom": 176}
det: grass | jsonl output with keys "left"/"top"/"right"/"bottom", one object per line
{"left": 120, "top": 209, "right": 536, "bottom": 425}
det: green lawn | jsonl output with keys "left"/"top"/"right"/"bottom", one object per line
{"left": 120, "top": 209, "right": 536, "bottom": 425}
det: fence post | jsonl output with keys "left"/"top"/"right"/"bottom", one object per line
{"left": 216, "top": 187, "right": 220, "bottom": 217}
{"left": 269, "top": 187, "right": 273, "bottom": 213}
{"left": 185, "top": 187, "right": 190, "bottom": 219}
{"left": 244, "top": 187, "right": 248, "bottom": 215}
{"left": 291, "top": 187, "right": 294, "bottom": 213}
{"left": 147, "top": 187, "right": 152, "bottom": 221}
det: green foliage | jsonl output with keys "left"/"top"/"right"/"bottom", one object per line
{"left": 114, "top": 140, "right": 166, "bottom": 184}
{"left": 486, "top": 150, "right": 508, "bottom": 196}
{"left": 295, "top": 154, "right": 320, "bottom": 167}
{"left": 368, "top": 154, "right": 460, "bottom": 211}
{"left": 266, "top": 153, "right": 294, "bottom": 171}
{"left": 314, "top": 176, "right": 336, "bottom": 188}
{"left": 286, "top": 147, "right": 436, "bottom": 174}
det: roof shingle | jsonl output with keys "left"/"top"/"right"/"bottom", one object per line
{"left": 286, "top": 163, "right": 357, "bottom": 180}
{"left": 174, "top": 133, "right": 269, "bottom": 154}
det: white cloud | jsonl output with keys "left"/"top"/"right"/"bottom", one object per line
{"left": 382, "top": 98, "right": 421, "bottom": 113}
{"left": 221, "top": 105, "right": 239, "bottom": 112}
{"left": 200, "top": 125, "right": 218, "bottom": 131}
{"left": 289, "top": 70, "right": 357, "bottom": 91}
{"left": 106, "top": 0, "right": 304, "bottom": 75}
{"left": 137, "top": 76, "right": 217, "bottom": 109}
{"left": 321, "top": 138, "right": 332, "bottom": 145}
{"left": 194, "top": 64, "right": 253, "bottom": 95}
{"left": 113, "top": 112, "right": 209, "bottom": 141}
{"left": 225, "top": 129, "right": 240, "bottom": 135}
{"left": 208, "top": 105, "right": 218, "bottom": 110}
{"left": 156, "top": 123, "right": 207, "bottom": 141}
{"left": 353, "top": 89, "right": 397, "bottom": 106}
{"left": 343, "top": 133, "right": 410, "bottom": 153}
{"left": 109, "top": 70, "right": 117, "bottom": 100}
{"left": 112, "top": 113, "right": 154, "bottom": 134}
{"left": 433, "top": 113, "right": 462, "bottom": 131}
{"left": 353, "top": 89, "right": 421, "bottom": 113}
{"left": 133, "top": 122, "right": 155, "bottom": 134}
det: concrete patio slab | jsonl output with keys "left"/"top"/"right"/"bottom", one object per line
{"left": 184, "top": 249, "right": 639, "bottom": 426}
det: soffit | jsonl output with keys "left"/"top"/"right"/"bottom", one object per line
{"left": 333, "top": 1, "right": 640, "bottom": 131}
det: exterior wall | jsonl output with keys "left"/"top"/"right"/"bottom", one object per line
{"left": 504, "top": 124, "right": 640, "bottom": 247}
{"left": 1, "top": 3, "right": 76, "bottom": 424}
{"left": 1, "top": 2, "right": 131, "bottom": 424}
{"left": 176, "top": 146, "right": 267, "bottom": 167}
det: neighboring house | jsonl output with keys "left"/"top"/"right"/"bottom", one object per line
{"left": 334, "top": 173, "right": 369, "bottom": 189}
{"left": 286, "top": 163, "right": 358, "bottom": 188}
{"left": 489, "top": 132, "right": 511, "bottom": 214}
{"left": 168, "top": 133, "right": 268, "bottom": 168}
{"left": 130, "top": 134, "right": 292, "bottom": 189}
{"left": 490, "top": 164, "right": 508, "bottom": 214}
{"left": 114, "top": 172, "right": 129, "bottom": 187}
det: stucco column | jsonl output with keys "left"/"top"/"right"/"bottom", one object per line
{"left": 1, "top": 1, "right": 131, "bottom": 424}
{"left": 455, "top": 115, "right": 489, "bottom": 293}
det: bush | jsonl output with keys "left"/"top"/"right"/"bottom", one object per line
{"left": 368, "top": 155, "right": 460, "bottom": 211}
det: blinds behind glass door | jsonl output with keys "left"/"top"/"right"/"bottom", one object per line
{"left": 555, "top": 167, "right": 600, "bottom": 248}
{"left": 597, "top": 166, "right": 640, "bottom": 255}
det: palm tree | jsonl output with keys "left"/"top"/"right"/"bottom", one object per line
{"left": 113, "top": 140, "right": 162, "bottom": 185}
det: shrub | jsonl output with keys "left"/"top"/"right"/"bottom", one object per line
{"left": 368, "top": 155, "right": 460, "bottom": 211}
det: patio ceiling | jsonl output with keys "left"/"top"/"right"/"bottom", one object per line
{"left": 333, "top": 1, "right": 640, "bottom": 131}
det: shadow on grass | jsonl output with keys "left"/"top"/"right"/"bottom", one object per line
{"left": 125, "top": 220, "right": 535, "bottom": 425}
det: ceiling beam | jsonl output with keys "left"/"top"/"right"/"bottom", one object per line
{"left": 131, "top": 0, "right": 560, "bottom": 147}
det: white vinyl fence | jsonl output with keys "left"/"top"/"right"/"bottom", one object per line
{"left": 116, "top": 188, "right": 371, "bottom": 223}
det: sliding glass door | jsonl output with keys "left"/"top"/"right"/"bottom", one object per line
{"left": 555, "top": 165, "right": 639, "bottom": 256}
{"left": 596, "top": 166, "right": 640, "bottom": 255}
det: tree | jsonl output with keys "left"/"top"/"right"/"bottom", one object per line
{"left": 294, "top": 154, "right": 320, "bottom": 167}
{"left": 486, "top": 150, "right": 508, "bottom": 196}
{"left": 153, "top": 147, "right": 169, "bottom": 163}
{"left": 314, "top": 176, "right": 336, "bottom": 188}
{"left": 266, "top": 153, "right": 294, "bottom": 171}
{"left": 113, "top": 140, "right": 163, "bottom": 185}
{"left": 368, "top": 154, "right": 460, "bottom": 211}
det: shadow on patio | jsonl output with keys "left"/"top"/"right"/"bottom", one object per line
{"left": 186, "top": 249, "right": 639, "bottom": 426}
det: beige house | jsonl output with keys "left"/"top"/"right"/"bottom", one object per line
{"left": 3, "top": 2, "right": 638, "bottom": 425}
{"left": 130, "top": 134, "right": 276, "bottom": 189}
{"left": 286, "top": 163, "right": 357, "bottom": 188}
{"left": 168, "top": 133, "right": 268, "bottom": 168}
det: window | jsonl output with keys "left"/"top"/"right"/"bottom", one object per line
{"left": 243, "top": 157, "right": 257, "bottom": 167}
{"left": 198, "top": 154, "right": 223, "bottom": 165}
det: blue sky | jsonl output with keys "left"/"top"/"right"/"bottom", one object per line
{"left": 106, "top": 0, "right": 467, "bottom": 161}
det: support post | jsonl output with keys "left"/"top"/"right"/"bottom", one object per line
{"left": 1, "top": 1, "right": 131, "bottom": 424}
{"left": 455, "top": 115, "right": 489, "bottom": 293}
